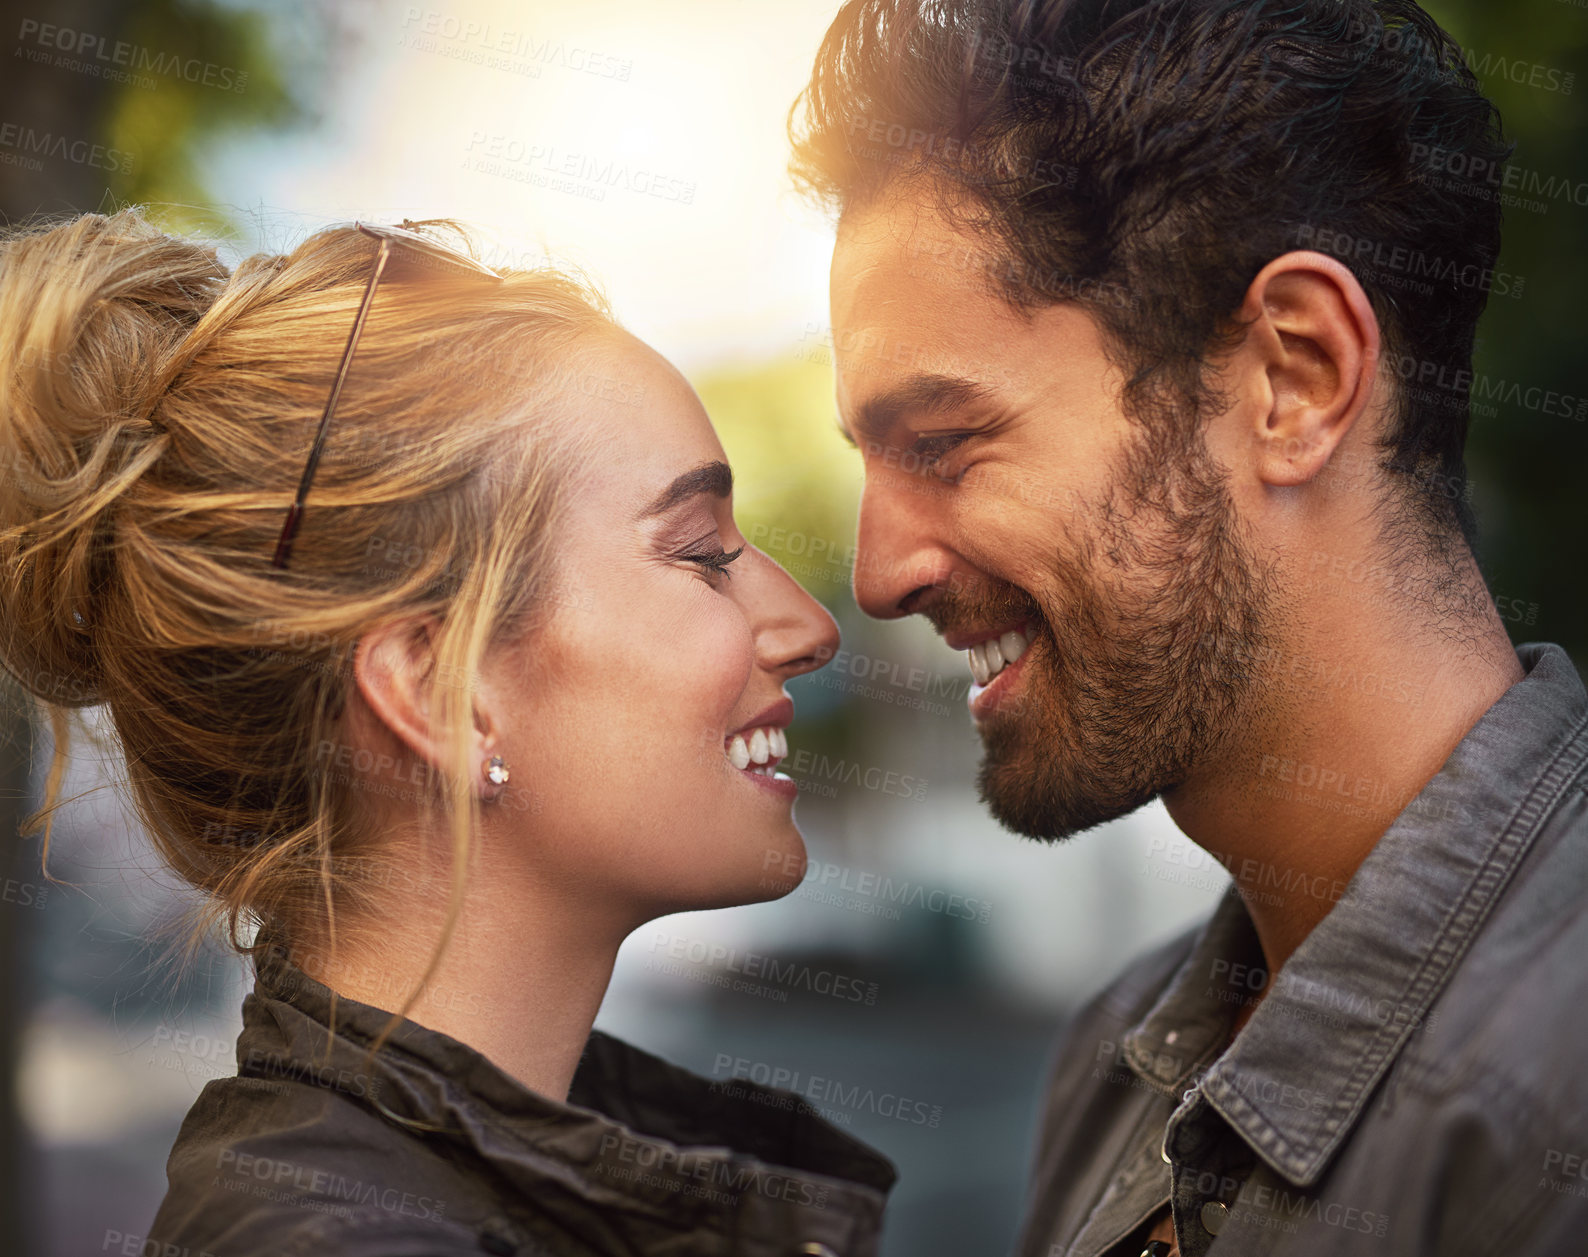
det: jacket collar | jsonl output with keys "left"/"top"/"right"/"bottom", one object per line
{"left": 244, "top": 936, "right": 896, "bottom": 1249}
{"left": 1124, "top": 641, "right": 1588, "bottom": 1186}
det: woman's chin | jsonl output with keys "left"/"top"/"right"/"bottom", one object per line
{"left": 753, "top": 827, "right": 809, "bottom": 899}
{"left": 694, "top": 827, "right": 809, "bottom": 910}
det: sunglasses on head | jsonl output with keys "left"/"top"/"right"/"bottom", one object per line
{"left": 270, "top": 220, "right": 504, "bottom": 571}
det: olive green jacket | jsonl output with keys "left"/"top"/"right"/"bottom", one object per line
{"left": 148, "top": 940, "right": 896, "bottom": 1256}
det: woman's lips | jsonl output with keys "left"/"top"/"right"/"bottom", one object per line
{"left": 737, "top": 763, "right": 798, "bottom": 799}
{"left": 725, "top": 696, "right": 797, "bottom": 799}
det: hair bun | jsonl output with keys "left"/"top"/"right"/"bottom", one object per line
{"left": 0, "top": 209, "right": 228, "bottom": 708}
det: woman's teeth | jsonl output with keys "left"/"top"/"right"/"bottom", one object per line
{"left": 967, "top": 627, "right": 1032, "bottom": 686}
{"left": 727, "top": 726, "right": 788, "bottom": 775}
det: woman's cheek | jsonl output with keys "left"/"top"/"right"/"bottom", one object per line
{"left": 686, "top": 595, "right": 756, "bottom": 708}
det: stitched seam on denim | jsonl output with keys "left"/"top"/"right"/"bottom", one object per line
{"left": 1305, "top": 707, "right": 1588, "bottom": 1181}
{"left": 1068, "top": 1095, "right": 1175, "bottom": 1257}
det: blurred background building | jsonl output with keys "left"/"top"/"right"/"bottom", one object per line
{"left": 0, "top": 0, "right": 1583, "bottom": 1253}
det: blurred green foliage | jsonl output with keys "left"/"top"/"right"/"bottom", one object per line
{"left": 694, "top": 354, "right": 862, "bottom": 601}
{"left": 102, "top": 0, "right": 307, "bottom": 235}
{"left": 1422, "top": 1, "right": 1588, "bottom": 671}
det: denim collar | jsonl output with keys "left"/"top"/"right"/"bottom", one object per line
{"left": 1123, "top": 641, "right": 1588, "bottom": 1186}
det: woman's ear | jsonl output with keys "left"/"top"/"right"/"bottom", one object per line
{"left": 353, "top": 615, "right": 449, "bottom": 767}
{"left": 352, "top": 615, "right": 507, "bottom": 799}
{"left": 1235, "top": 250, "right": 1382, "bottom": 489}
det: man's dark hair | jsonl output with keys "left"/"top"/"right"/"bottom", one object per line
{"left": 791, "top": 0, "right": 1512, "bottom": 553}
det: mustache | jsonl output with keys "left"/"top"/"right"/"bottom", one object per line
{"left": 920, "top": 580, "right": 1045, "bottom": 641}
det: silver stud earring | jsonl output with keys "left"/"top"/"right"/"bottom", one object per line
{"left": 482, "top": 754, "right": 510, "bottom": 786}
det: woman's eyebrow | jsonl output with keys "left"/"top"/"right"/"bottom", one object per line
{"left": 638, "top": 459, "right": 733, "bottom": 519}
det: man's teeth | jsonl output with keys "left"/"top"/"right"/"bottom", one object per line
{"left": 727, "top": 726, "right": 788, "bottom": 774}
{"left": 967, "top": 627, "right": 1032, "bottom": 686}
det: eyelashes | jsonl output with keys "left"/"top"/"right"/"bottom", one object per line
{"left": 681, "top": 543, "right": 745, "bottom": 581}
{"left": 910, "top": 432, "right": 972, "bottom": 477}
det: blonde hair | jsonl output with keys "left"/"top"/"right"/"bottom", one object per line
{"left": 0, "top": 208, "right": 610, "bottom": 1026}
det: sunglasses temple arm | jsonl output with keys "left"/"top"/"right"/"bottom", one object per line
{"left": 271, "top": 240, "right": 394, "bottom": 570}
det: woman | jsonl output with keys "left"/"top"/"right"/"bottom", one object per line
{"left": 0, "top": 211, "right": 894, "bottom": 1255}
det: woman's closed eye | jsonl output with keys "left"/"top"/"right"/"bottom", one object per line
{"left": 678, "top": 542, "right": 745, "bottom": 583}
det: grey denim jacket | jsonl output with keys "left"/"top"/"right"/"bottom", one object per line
{"left": 1016, "top": 641, "right": 1588, "bottom": 1257}
{"left": 147, "top": 937, "right": 896, "bottom": 1256}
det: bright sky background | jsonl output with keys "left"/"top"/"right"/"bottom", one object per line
{"left": 214, "top": 0, "right": 846, "bottom": 372}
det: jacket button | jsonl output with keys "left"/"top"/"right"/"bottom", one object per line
{"left": 795, "top": 1245, "right": 840, "bottom": 1257}
{"left": 1200, "top": 1200, "right": 1229, "bottom": 1235}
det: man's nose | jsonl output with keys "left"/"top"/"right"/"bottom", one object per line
{"left": 852, "top": 469, "right": 957, "bottom": 619}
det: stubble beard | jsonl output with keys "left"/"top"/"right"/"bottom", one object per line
{"left": 966, "top": 428, "right": 1276, "bottom": 842}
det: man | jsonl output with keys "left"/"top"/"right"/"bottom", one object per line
{"left": 791, "top": 1, "right": 1588, "bottom": 1253}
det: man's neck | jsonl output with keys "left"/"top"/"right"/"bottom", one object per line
{"left": 1164, "top": 587, "right": 1524, "bottom": 977}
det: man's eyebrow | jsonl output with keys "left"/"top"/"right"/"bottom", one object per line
{"left": 639, "top": 459, "right": 733, "bottom": 518}
{"left": 844, "top": 373, "right": 1000, "bottom": 448}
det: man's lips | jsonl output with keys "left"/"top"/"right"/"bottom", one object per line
{"left": 942, "top": 621, "right": 1037, "bottom": 689}
{"left": 943, "top": 620, "right": 1034, "bottom": 652}
{"left": 968, "top": 637, "right": 1033, "bottom": 722}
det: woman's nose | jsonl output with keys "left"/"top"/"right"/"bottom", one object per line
{"left": 742, "top": 545, "right": 840, "bottom": 677}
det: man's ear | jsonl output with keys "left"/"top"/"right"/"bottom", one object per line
{"left": 1234, "top": 250, "right": 1381, "bottom": 488}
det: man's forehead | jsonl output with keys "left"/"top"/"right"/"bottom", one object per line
{"left": 830, "top": 197, "right": 1028, "bottom": 371}
{"left": 833, "top": 188, "right": 998, "bottom": 285}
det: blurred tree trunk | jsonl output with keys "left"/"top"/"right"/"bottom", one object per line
{"left": 0, "top": 0, "right": 121, "bottom": 220}
{"left": 0, "top": 692, "right": 33, "bottom": 1254}
{"left": 1, "top": 1, "right": 126, "bottom": 1247}
{"left": 1, "top": 1, "right": 311, "bottom": 1247}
